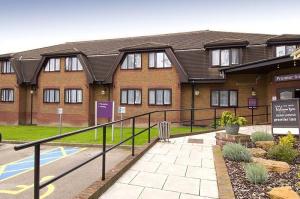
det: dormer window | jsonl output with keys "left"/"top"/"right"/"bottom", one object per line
{"left": 0, "top": 60, "right": 14, "bottom": 74}
{"left": 149, "top": 52, "right": 171, "bottom": 68}
{"left": 65, "top": 57, "right": 83, "bottom": 71}
{"left": 45, "top": 58, "right": 60, "bottom": 72}
{"left": 276, "top": 45, "right": 297, "bottom": 57}
{"left": 212, "top": 48, "right": 239, "bottom": 67}
{"left": 121, "top": 53, "right": 141, "bottom": 69}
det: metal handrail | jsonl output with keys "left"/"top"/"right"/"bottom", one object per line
{"left": 13, "top": 105, "right": 270, "bottom": 199}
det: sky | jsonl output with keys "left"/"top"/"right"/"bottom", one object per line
{"left": 0, "top": 0, "right": 299, "bottom": 54}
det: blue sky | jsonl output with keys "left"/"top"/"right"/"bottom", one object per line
{"left": 0, "top": 0, "right": 299, "bottom": 54}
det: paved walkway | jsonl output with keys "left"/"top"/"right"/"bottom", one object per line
{"left": 100, "top": 132, "right": 218, "bottom": 199}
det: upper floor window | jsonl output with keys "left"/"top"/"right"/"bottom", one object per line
{"left": 120, "top": 89, "right": 141, "bottom": 105}
{"left": 65, "top": 57, "right": 83, "bottom": 71}
{"left": 148, "top": 89, "right": 171, "bottom": 105}
{"left": 43, "top": 89, "right": 60, "bottom": 103}
{"left": 121, "top": 53, "right": 141, "bottom": 69}
{"left": 212, "top": 49, "right": 239, "bottom": 67}
{"left": 276, "top": 45, "right": 297, "bottom": 57}
{"left": 0, "top": 61, "right": 14, "bottom": 74}
{"left": 149, "top": 52, "right": 171, "bottom": 68}
{"left": 0, "top": 89, "right": 14, "bottom": 102}
{"left": 45, "top": 58, "right": 60, "bottom": 72}
{"left": 211, "top": 90, "right": 238, "bottom": 107}
{"left": 65, "top": 89, "right": 83, "bottom": 104}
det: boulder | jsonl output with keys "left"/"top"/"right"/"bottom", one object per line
{"left": 255, "top": 141, "right": 275, "bottom": 151}
{"left": 268, "top": 186, "right": 300, "bottom": 199}
{"left": 252, "top": 157, "right": 290, "bottom": 173}
{"left": 249, "top": 148, "right": 267, "bottom": 158}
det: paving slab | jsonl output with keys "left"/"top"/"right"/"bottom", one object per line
{"left": 130, "top": 171, "right": 168, "bottom": 189}
{"left": 139, "top": 187, "right": 180, "bottom": 199}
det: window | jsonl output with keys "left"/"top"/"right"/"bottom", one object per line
{"left": 276, "top": 45, "right": 297, "bottom": 57}
{"left": 148, "top": 89, "right": 171, "bottom": 105}
{"left": 212, "top": 49, "right": 239, "bottom": 67}
{"left": 0, "top": 89, "right": 14, "bottom": 102}
{"left": 211, "top": 90, "right": 238, "bottom": 107}
{"left": 65, "top": 57, "right": 83, "bottom": 71}
{"left": 120, "top": 89, "right": 141, "bottom": 105}
{"left": 149, "top": 52, "right": 171, "bottom": 68}
{"left": 65, "top": 89, "right": 83, "bottom": 103}
{"left": 121, "top": 53, "right": 141, "bottom": 69}
{"left": 0, "top": 61, "right": 14, "bottom": 73}
{"left": 45, "top": 58, "right": 60, "bottom": 72}
{"left": 43, "top": 89, "right": 60, "bottom": 103}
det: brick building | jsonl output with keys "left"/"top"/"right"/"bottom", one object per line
{"left": 0, "top": 30, "right": 299, "bottom": 127}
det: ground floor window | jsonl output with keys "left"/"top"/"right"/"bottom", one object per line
{"left": 148, "top": 89, "right": 171, "bottom": 105}
{"left": 43, "top": 89, "right": 60, "bottom": 103}
{"left": 120, "top": 89, "right": 142, "bottom": 105}
{"left": 0, "top": 89, "right": 14, "bottom": 102}
{"left": 65, "top": 89, "right": 83, "bottom": 104}
{"left": 211, "top": 90, "right": 238, "bottom": 107}
{"left": 278, "top": 88, "right": 300, "bottom": 100}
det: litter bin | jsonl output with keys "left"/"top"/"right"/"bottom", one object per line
{"left": 158, "top": 121, "right": 170, "bottom": 142}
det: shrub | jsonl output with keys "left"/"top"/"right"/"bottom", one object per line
{"left": 279, "top": 132, "right": 296, "bottom": 148}
{"left": 251, "top": 131, "right": 273, "bottom": 142}
{"left": 245, "top": 163, "right": 268, "bottom": 184}
{"left": 222, "top": 143, "right": 252, "bottom": 162}
{"left": 210, "top": 119, "right": 221, "bottom": 129}
{"left": 220, "top": 111, "right": 247, "bottom": 127}
{"left": 267, "top": 144, "right": 299, "bottom": 163}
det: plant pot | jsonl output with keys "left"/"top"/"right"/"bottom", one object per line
{"left": 225, "top": 124, "right": 240, "bottom": 135}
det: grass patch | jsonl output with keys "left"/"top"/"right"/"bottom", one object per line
{"left": 0, "top": 125, "right": 209, "bottom": 146}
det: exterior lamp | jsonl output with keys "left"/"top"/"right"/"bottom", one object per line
{"left": 101, "top": 90, "right": 106, "bottom": 95}
{"left": 30, "top": 90, "right": 34, "bottom": 95}
{"left": 251, "top": 88, "right": 256, "bottom": 97}
{"left": 194, "top": 90, "right": 200, "bottom": 96}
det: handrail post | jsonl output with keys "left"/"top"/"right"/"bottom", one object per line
{"left": 214, "top": 108, "right": 217, "bottom": 129}
{"left": 234, "top": 107, "right": 237, "bottom": 116}
{"left": 148, "top": 113, "right": 151, "bottom": 143}
{"left": 251, "top": 108, "right": 254, "bottom": 125}
{"left": 190, "top": 109, "right": 193, "bottom": 132}
{"left": 132, "top": 117, "right": 135, "bottom": 156}
{"left": 266, "top": 105, "right": 269, "bottom": 123}
{"left": 164, "top": 111, "right": 167, "bottom": 121}
{"left": 34, "top": 144, "right": 40, "bottom": 199}
{"left": 102, "top": 125, "right": 106, "bottom": 180}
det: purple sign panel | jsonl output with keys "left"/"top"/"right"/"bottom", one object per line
{"left": 274, "top": 73, "right": 300, "bottom": 82}
{"left": 248, "top": 97, "right": 257, "bottom": 109}
{"left": 97, "top": 101, "right": 113, "bottom": 119}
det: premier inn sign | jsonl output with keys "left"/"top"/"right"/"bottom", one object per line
{"left": 274, "top": 73, "right": 300, "bottom": 82}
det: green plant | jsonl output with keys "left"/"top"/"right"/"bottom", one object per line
{"left": 210, "top": 119, "right": 221, "bottom": 129}
{"left": 245, "top": 163, "right": 268, "bottom": 184}
{"left": 267, "top": 144, "right": 299, "bottom": 163}
{"left": 220, "top": 111, "right": 247, "bottom": 127}
{"left": 279, "top": 132, "right": 296, "bottom": 148}
{"left": 251, "top": 131, "right": 273, "bottom": 142}
{"left": 222, "top": 143, "right": 252, "bottom": 162}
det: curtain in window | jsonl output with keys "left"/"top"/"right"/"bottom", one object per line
{"left": 163, "top": 53, "right": 171, "bottom": 67}
{"left": 220, "top": 91, "right": 229, "bottom": 106}
{"left": 212, "top": 50, "right": 220, "bottom": 66}
{"left": 127, "top": 54, "right": 134, "bottom": 69}
{"left": 9, "top": 90, "right": 13, "bottom": 101}
{"left": 149, "top": 53, "right": 155, "bottom": 68}
{"left": 128, "top": 90, "right": 135, "bottom": 104}
{"left": 135, "top": 90, "right": 141, "bottom": 104}
{"left": 149, "top": 90, "right": 155, "bottom": 104}
{"left": 156, "top": 53, "right": 164, "bottom": 68}
{"left": 221, "top": 50, "right": 229, "bottom": 66}
{"left": 211, "top": 91, "right": 219, "bottom": 106}
{"left": 231, "top": 49, "right": 239, "bottom": 65}
{"left": 121, "top": 90, "right": 127, "bottom": 104}
{"left": 55, "top": 59, "right": 60, "bottom": 71}
{"left": 121, "top": 57, "right": 128, "bottom": 69}
{"left": 286, "top": 45, "right": 296, "bottom": 55}
{"left": 134, "top": 54, "right": 141, "bottom": 68}
{"left": 164, "top": 90, "right": 171, "bottom": 104}
{"left": 77, "top": 58, "right": 83, "bottom": 70}
{"left": 156, "top": 90, "right": 163, "bottom": 105}
{"left": 276, "top": 46, "right": 286, "bottom": 57}
{"left": 229, "top": 91, "right": 237, "bottom": 106}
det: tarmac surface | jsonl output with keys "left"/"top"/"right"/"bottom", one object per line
{"left": 0, "top": 143, "right": 130, "bottom": 199}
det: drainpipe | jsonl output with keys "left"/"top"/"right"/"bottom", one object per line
{"left": 30, "top": 87, "right": 34, "bottom": 125}
{"left": 191, "top": 81, "right": 195, "bottom": 125}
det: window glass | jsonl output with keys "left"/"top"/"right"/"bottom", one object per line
{"left": 128, "top": 90, "right": 135, "bottom": 104}
{"left": 220, "top": 91, "right": 229, "bottom": 106}
{"left": 221, "top": 49, "right": 230, "bottom": 66}
{"left": 121, "top": 90, "right": 127, "bottom": 104}
{"left": 149, "top": 90, "right": 155, "bottom": 104}
{"left": 135, "top": 90, "right": 141, "bottom": 104}
{"left": 1, "top": 61, "right": 14, "bottom": 73}
{"left": 280, "top": 91, "right": 293, "bottom": 99}
{"left": 211, "top": 91, "right": 219, "bottom": 106}
{"left": 156, "top": 52, "right": 164, "bottom": 68}
{"left": 163, "top": 54, "right": 171, "bottom": 67}
{"left": 229, "top": 91, "right": 237, "bottom": 106}
{"left": 286, "top": 45, "right": 296, "bottom": 55}
{"left": 212, "top": 50, "right": 220, "bottom": 66}
{"left": 45, "top": 58, "right": 60, "bottom": 72}
{"left": 231, "top": 49, "right": 239, "bottom": 65}
{"left": 121, "top": 57, "right": 127, "bottom": 69}
{"left": 65, "top": 89, "right": 82, "bottom": 103}
{"left": 127, "top": 54, "right": 134, "bottom": 69}
{"left": 1, "top": 89, "right": 14, "bottom": 102}
{"left": 276, "top": 46, "right": 286, "bottom": 57}
{"left": 134, "top": 54, "right": 141, "bottom": 68}
{"left": 164, "top": 90, "right": 171, "bottom": 104}
{"left": 149, "top": 53, "right": 155, "bottom": 68}
{"left": 44, "top": 89, "right": 59, "bottom": 103}
{"left": 156, "top": 90, "right": 163, "bottom": 105}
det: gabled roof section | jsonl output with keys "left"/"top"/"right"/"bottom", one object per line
{"left": 119, "top": 42, "right": 171, "bottom": 52}
{"left": 204, "top": 38, "right": 249, "bottom": 49}
{"left": 267, "top": 34, "right": 300, "bottom": 45}
{"left": 41, "top": 48, "right": 83, "bottom": 57}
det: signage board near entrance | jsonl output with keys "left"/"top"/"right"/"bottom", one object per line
{"left": 272, "top": 99, "right": 300, "bottom": 135}
{"left": 97, "top": 101, "right": 113, "bottom": 119}
{"left": 274, "top": 73, "right": 300, "bottom": 82}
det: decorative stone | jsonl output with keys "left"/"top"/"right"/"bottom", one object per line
{"left": 267, "top": 186, "right": 300, "bottom": 199}
{"left": 255, "top": 141, "right": 275, "bottom": 151}
{"left": 252, "top": 157, "right": 290, "bottom": 173}
{"left": 215, "top": 132, "right": 250, "bottom": 147}
{"left": 249, "top": 148, "right": 267, "bottom": 158}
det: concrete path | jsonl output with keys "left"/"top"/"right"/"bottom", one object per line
{"left": 100, "top": 133, "right": 218, "bottom": 199}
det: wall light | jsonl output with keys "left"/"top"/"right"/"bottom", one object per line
{"left": 194, "top": 90, "right": 200, "bottom": 96}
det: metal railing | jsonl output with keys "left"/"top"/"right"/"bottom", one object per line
{"left": 14, "top": 105, "right": 270, "bottom": 199}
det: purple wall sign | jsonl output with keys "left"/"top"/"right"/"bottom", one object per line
{"left": 97, "top": 101, "right": 113, "bottom": 119}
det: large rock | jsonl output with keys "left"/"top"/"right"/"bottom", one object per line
{"left": 249, "top": 148, "right": 267, "bottom": 158}
{"left": 252, "top": 157, "right": 290, "bottom": 173}
{"left": 268, "top": 186, "right": 300, "bottom": 199}
{"left": 215, "top": 132, "right": 251, "bottom": 147}
{"left": 255, "top": 141, "right": 275, "bottom": 151}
